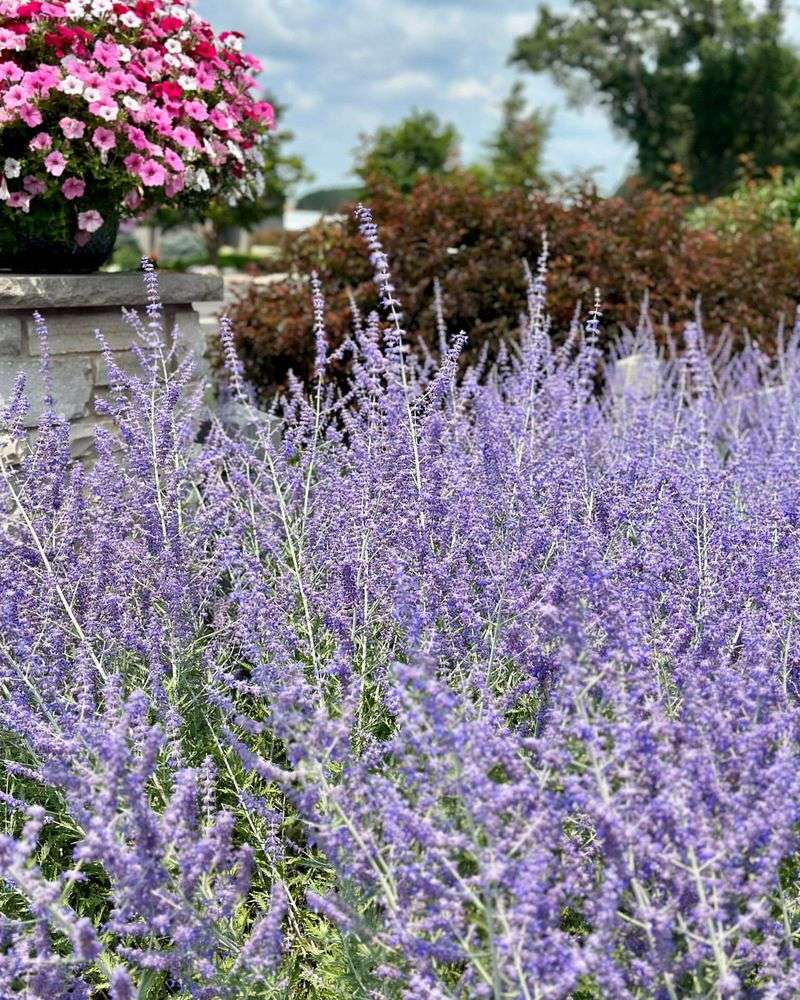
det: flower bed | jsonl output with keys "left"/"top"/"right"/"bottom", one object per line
{"left": 1, "top": 220, "right": 800, "bottom": 997}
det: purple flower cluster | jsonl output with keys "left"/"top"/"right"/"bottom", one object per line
{"left": 2, "top": 210, "right": 800, "bottom": 998}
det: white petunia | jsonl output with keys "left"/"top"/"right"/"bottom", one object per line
{"left": 194, "top": 168, "right": 210, "bottom": 191}
{"left": 165, "top": 39, "right": 182, "bottom": 54}
{"left": 122, "top": 96, "right": 140, "bottom": 111}
{"left": 178, "top": 75, "right": 197, "bottom": 91}
{"left": 163, "top": 55, "right": 181, "bottom": 69}
{"left": 83, "top": 86, "right": 102, "bottom": 103}
{"left": 119, "top": 11, "right": 141, "bottom": 27}
{"left": 96, "top": 102, "right": 119, "bottom": 122}
{"left": 60, "top": 75, "right": 84, "bottom": 95}
{"left": 117, "top": 45, "right": 132, "bottom": 62}
{"left": 65, "top": 0, "right": 86, "bottom": 16}
{"left": 4, "top": 158, "right": 21, "bottom": 179}
{"left": 91, "top": 0, "right": 112, "bottom": 13}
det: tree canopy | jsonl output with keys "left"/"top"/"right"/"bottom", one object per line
{"left": 354, "top": 109, "right": 460, "bottom": 194}
{"left": 481, "top": 82, "right": 551, "bottom": 192}
{"left": 511, "top": 0, "right": 800, "bottom": 195}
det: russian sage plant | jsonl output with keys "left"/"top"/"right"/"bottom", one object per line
{"left": 1, "top": 219, "right": 800, "bottom": 999}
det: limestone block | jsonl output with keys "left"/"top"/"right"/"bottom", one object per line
{"left": 26, "top": 309, "right": 140, "bottom": 356}
{"left": 0, "top": 356, "right": 93, "bottom": 427}
{"left": 66, "top": 416, "right": 117, "bottom": 460}
{"left": 92, "top": 350, "right": 145, "bottom": 388}
{"left": 0, "top": 271, "right": 223, "bottom": 310}
{"left": 0, "top": 317, "right": 22, "bottom": 355}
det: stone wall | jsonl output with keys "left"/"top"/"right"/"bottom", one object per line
{"left": 0, "top": 272, "right": 223, "bottom": 459}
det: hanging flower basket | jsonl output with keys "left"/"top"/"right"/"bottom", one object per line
{"left": 0, "top": 0, "right": 275, "bottom": 272}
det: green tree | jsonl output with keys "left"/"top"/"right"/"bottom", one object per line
{"left": 158, "top": 94, "right": 311, "bottom": 265}
{"left": 354, "top": 109, "right": 460, "bottom": 194}
{"left": 481, "top": 82, "right": 551, "bottom": 191}
{"left": 511, "top": 0, "right": 800, "bottom": 196}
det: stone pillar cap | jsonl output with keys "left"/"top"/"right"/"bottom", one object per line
{"left": 0, "top": 271, "right": 224, "bottom": 310}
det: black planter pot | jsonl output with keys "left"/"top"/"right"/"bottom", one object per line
{"left": 0, "top": 213, "right": 120, "bottom": 274}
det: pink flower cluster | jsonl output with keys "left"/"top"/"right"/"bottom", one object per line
{"left": 0, "top": 0, "right": 274, "bottom": 236}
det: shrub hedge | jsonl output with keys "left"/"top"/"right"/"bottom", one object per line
{"left": 228, "top": 175, "right": 800, "bottom": 396}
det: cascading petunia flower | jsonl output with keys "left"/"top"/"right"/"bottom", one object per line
{"left": 77, "top": 207, "right": 103, "bottom": 231}
{"left": 61, "top": 177, "right": 86, "bottom": 200}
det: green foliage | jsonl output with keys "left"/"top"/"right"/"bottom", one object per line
{"left": 106, "top": 236, "right": 143, "bottom": 272}
{"left": 687, "top": 165, "right": 800, "bottom": 236}
{"left": 511, "top": 0, "right": 800, "bottom": 196}
{"left": 480, "top": 81, "right": 551, "bottom": 192}
{"left": 354, "top": 109, "right": 460, "bottom": 194}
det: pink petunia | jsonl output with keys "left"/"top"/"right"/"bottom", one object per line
{"left": 140, "top": 48, "right": 163, "bottom": 74}
{"left": 7, "top": 191, "right": 31, "bottom": 212}
{"left": 164, "top": 172, "right": 185, "bottom": 198}
{"left": 61, "top": 177, "right": 85, "bottom": 200}
{"left": 0, "top": 61, "right": 23, "bottom": 83}
{"left": 92, "top": 126, "right": 116, "bottom": 152}
{"left": 123, "top": 188, "right": 143, "bottom": 211}
{"left": 29, "top": 131, "right": 52, "bottom": 151}
{"left": 90, "top": 98, "right": 119, "bottom": 122}
{"left": 44, "top": 151, "right": 66, "bottom": 177}
{"left": 19, "top": 104, "right": 42, "bottom": 127}
{"left": 138, "top": 158, "right": 166, "bottom": 187}
{"left": 77, "top": 209, "right": 103, "bottom": 233}
{"left": 27, "top": 65, "right": 60, "bottom": 96}
{"left": 104, "top": 69, "right": 130, "bottom": 93}
{"left": 125, "top": 125, "right": 150, "bottom": 150}
{"left": 123, "top": 153, "right": 144, "bottom": 174}
{"left": 0, "top": 29, "right": 27, "bottom": 53}
{"left": 150, "top": 107, "right": 174, "bottom": 133}
{"left": 4, "top": 84, "right": 27, "bottom": 109}
{"left": 93, "top": 40, "right": 120, "bottom": 70}
{"left": 253, "top": 101, "right": 275, "bottom": 127}
{"left": 209, "top": 108, "right": 234, "bottom": 131}
{"left": 23, "top": 175, "right": 46, "bottom": 195}
{"left": 163, "top": 148, "right": 184, "bottom": 172}
{"left": 196, "top": 63, "right": 216, "bottom": 90}
{"left": 171, "top": 125, "right": 199, "bottom": 149}
{"left": 59, "top": 117, "right": 85, "bottom": 139}
{"left": 184, "top": 99, "right": 209, "bottom": 122}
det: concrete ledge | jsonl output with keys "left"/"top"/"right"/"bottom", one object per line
{"left": 0, "top": 271, "right": 223, "bottom": 310}
{"left": 0, "top": 270, "right": 223, "bottom": 457}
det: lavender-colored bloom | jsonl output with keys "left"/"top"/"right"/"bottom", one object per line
{"left": 2, "top": 212, "right": 800, "bottom": 998}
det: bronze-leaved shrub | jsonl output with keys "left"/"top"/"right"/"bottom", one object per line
{"left": 228, "top": 174, "right": 800, "bottom": 396}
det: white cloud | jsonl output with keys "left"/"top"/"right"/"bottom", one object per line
{"left": 446, "top": 77, "right": 493, "bottom": 102}
{"left": 504, "top": 11, "right": 535, "bottom": 38}
{"left": 373, "top": 70, "right": 438, "bottom": 97}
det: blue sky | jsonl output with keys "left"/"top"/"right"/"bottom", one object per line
{"left": 197, "top": 0, "right": 636, "bottom": 196}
